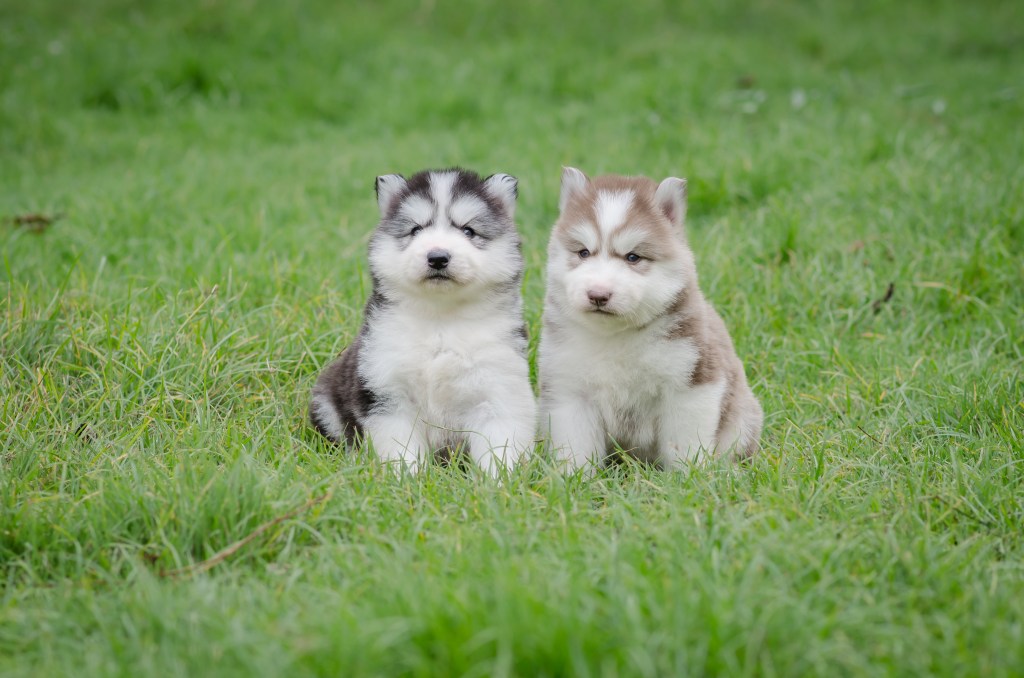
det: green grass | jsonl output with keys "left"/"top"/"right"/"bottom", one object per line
{"left": 2, "top": 0, "right": 1023, "bottom": 675}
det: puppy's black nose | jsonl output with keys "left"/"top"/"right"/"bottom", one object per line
{"left": 427, "top": 250, "right": 450, "bottom": 270}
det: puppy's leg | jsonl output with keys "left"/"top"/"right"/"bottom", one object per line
{"left": 658, "top": 380, "right": 726, "bottom": 468}
{"left": 465, "top": 383, "right": 537, "bottom": 478}
{"left": 363, "top": 407, "right": 428, "bottom": 474}
{"left": 716, "top": 387, "right": 764, "bottom": 460}
{"left": 543, "top": 396, "right": 606, "bottom": 474}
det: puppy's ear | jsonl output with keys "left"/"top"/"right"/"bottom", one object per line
{"left": 375, "top": 174, "right": 407, "bottom": 217}
{"left": 559, "top": 166, "right": 589, "bottom": 213}
{"left": 483, "top": 173, "right": 518, "bottom": 218}
{"left": 654, "top": 177, "right": 687, "bottom": 230}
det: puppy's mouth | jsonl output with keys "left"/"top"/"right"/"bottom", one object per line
{"left": 588, "top": 307, "right": 617, "bottom": 316}
{"left": 423, "top": 271, "right": 457, "bottom": 283}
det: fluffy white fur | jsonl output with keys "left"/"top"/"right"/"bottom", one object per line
{"left": 539, "top": 167, "right": 763, "bottom": 472}
{"left": 310, "top": 169, "right": 536, "bottom": 476}
{"left": 358, "top": 298, "right": 536, "bottom": 475}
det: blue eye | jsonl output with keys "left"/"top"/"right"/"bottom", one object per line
{"left": 410, "top": 226, "right": 423, "bottom": 237}
{"left": 578, "top": 249, "right": 591, "bottom": 259}
{"left": 462, "top": 226, "right": 476, "bottom": 238}
{"left": 625, "top": 252, "right": 641, "bottom": 263}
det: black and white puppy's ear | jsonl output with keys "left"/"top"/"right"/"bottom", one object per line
{"left": 375, "top": 174, "right": 407, "bottom": 217}
{"left": 559, "top": 166, "right": 589, "bottom": 213}
{"left": 654, "top": 176, "right": 687, "bottom": 230}
{"left": 483, "top": 173, "right": 518, "bottom": 218}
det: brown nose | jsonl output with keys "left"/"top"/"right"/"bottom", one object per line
{"left": 587, "top": 289, "right": 612, "bottom": 307}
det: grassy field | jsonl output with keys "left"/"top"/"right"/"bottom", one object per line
{"left": 2, "top": 0, "right": 1022, "bottom": 674}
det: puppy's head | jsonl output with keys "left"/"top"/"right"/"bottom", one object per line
{"left": 369, "top": 168, "right": 522, "bottom": 303}
{"left": 546, "top": 167, "right": 692, "bottom": 330}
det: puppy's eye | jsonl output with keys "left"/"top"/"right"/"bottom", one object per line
{"left": 461, "top": 226, "right": 476, "bottom": 238}
{"left": 410, "top": 226, "right": 423, "bottom": 237}
{"left": 578, "top": 249, "right": 591, "bottom": 259}
{"left": 625, "top": 252, "right": 641, "bottom": 263}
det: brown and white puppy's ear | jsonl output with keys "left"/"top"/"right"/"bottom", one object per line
{"left": 375, "top": 174, "right": 407, "bottom": 217}
{"left": 483, "top": 173, "right": 519, "bottom": 219}
{"left": 654, "top": 176, "right": 688, "bottom": 230}
{"left": 559, "top": 166, "right": 590, "bottom": 214}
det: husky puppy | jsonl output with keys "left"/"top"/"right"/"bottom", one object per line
{"left": 310, "top": 168, "right": 537, "bottom": 475}
{"left": 539, "top": 167, "right": 762, "bottom": 471}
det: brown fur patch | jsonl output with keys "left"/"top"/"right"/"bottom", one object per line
{"left": 557, "top": 190, "right": 598, "bottom": 236}
{"left": 591, "top": 174, "right": 657, "bottom": 196}
{"left": 556, "top": 174, "right": 683, "bottom": 267}
{"left": 595, "top": 176, "right": 681, "bottom": 246}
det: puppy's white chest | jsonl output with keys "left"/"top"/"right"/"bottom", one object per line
{"left": 576, "top": 332, "right": 697, "bottom": 389}
{"left": 554, "top": 330, "right": 700, "bottom": 444}
{"left": 417, "top": 336, "right": 476, "bottom": 405}
{"left": 364, "top": 310, "right": 515, "bottom": 421}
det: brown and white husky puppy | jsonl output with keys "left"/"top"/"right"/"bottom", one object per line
{"left": 538, "top": 167, "right": 762, "bottom": 472}
{"left": 310, "top": 168, "right": 536, "bottom": 476}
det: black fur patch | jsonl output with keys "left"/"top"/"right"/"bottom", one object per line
{"left": 452, "top": 170, "right": 505, "bottom": 218}
{"left": 381, "top": 169, "right": 438, "bottom": 222}
{"left": 309, "top": 331, "right": 386, "bottom": 444}
{"left": 378, "top": 168, "right": 511, "bottom": 245}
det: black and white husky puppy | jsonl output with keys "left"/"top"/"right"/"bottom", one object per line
{"left": 310, "top": 168, "right": 536, "bottom": 475}
{"left": 539, "top": 167, "right": 763, "bottom": 472}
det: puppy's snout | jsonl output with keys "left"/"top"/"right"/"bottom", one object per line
{"left": 427, "top": 249, "right": 451, "bottom": 270}
{"left": 587, "top": 288, "right": 612, "bottom": 307}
